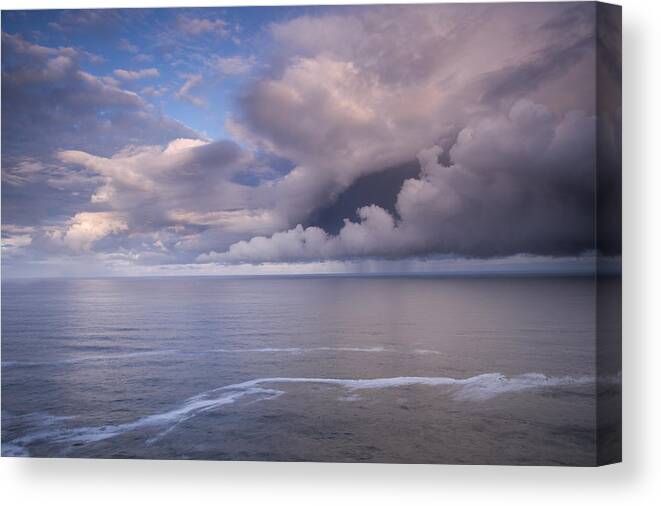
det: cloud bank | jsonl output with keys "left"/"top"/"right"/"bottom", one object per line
{"left": 201, "top": 99, "right": 598, "bottom": 263}
{"left": 1, "top": 4, "right": 620, "bottom": 276}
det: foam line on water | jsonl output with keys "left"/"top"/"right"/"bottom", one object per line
{"left": 208, "top": 346, "right": 450, "bottom": 356}
{"left": 209, "top": 346, "right": 387, "bottom": 354}
{"left": 413, "top": 349, "right": 445, "bottom": 355}
{"left": 4, "top": 386, "right": 283, "bottom": 454}
{"left": 4, "top": 372, "right": 617, "bottom": 456}
{"left": 1, "top": 350, "right": 179, "bottom": 368}
{"left": 214, "top": 373, "right": 600, "bottom": 401}
{"left": 3, "top": 346, "right": 446, "bottom": 368}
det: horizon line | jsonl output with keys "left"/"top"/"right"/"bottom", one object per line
{"left": 1, "top": 270, "right": 622, "bottom": 282}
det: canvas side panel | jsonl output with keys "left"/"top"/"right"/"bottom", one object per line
{"left": 596, "top": 1, "right": 622, "bottom": 466}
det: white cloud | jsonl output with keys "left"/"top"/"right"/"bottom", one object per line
{"left": 53, "top": 212, "right": 128, "bottom": 252}
{"left": 118, "top": 38, "right": 138, "bottom": 53}
{"left": 211, "top": 55, "right": 256, "bottom": 76}
{"left": 176, "top": 16, "right": 229, "bottom": 37}
{"left": 1, "top": 159, "right": 48, "bottom": 186}
{"left": 141, "top": 84, "right": 169, "bottom": 97}
{"left": 175, "top": 74, "right": 205, "bottom": 107}
{"left": 168, "top": 209, "right": 282, "bottom": 234}
{"left": 113, "top": 68, "right": 160, "bottom": 80}
{"left": 133, "top": 53, "right": 153, "bottom": 63}
{"left": 1, "top": 230, "right": 37, "bottom": 262}
{"left": 2, "top": 235, "right": 33, "bottom": 247}
{"left": 1, "top": 30, "right": 200, "bottom": 165}
{"left": 54, "top": 138, "right": 278, "bottom": 262}
{"left": 57, "top": 137, "right": 238, "bottom": 206}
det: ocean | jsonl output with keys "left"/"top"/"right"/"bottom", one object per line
{"left": 1, "top": 275, "right": 620, "bottom": 464}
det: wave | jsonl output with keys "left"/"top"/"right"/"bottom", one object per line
{"left": 3, "top": 372, "right": 615, "bottom": 456}
{"left": 213, "top": 373, "right": 599, "bottom": 402}
{"left": 210, "top": 346, "right": 448, "bottom": 355}
{"left": 3, "top": 346, "right": 441, "bottom": 368}
{"left": 1, "top": 443, "right": 30, "bottom": 457}
{"left": 3, "top": 386, "right": 282, "bottom": 455}
{"left": 4, "top": 412, "right": 76, "bottom": 426}
{"left": 1, "top": 350, "right": 179, "bottom": 368}
{"left": 413, "top": 349, "right": 445, "bottom": 355}
{"left": 209, "top": 346, "right": 387, "bottom": 354}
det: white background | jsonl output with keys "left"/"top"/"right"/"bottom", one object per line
{"left": 0, "top": 0, "right": 659, "bottom": 504}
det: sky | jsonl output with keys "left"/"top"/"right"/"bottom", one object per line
{"left": 1, "top": 3, "right": 621, "bottom": 278}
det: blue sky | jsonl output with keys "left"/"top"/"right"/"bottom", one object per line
{"left": 2, "top": 7, "right": 317, "bottom": 139}
{"left": 1, "top": 4, "right": 621, "bottom": 277}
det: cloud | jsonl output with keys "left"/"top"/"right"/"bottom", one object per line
{"left": 141, "top": 84, "right": 169, "bottom": 97}
{"left": 113, "top": 68, "right": 160, "bottom": 80}
{"left": 227, "top": 3, "right": 597, "bottom": 230}
{"left": 2, "top": 159, "right": 49, "bottom": 186}
{"left": 49, "top": 212, "right": 129, "bottom": 252}
{"left": 133, "top": 53, "right": 153, "bottom": 63}
{"left": 1, "top": 231, "right": 33, "bottom": 256}
{"left": 4, "top": 133, "right": 283, "bottom": 268}
{"left": 1, "top": 157, "right": 102, "bottom": 191}
{"left": 176, "top": 16, "right": 229, "bottom": 37}
{"left": 118, "top": 38, "right": 139, "bottom": 53}
{"left": 1, "top": 31, "right": 200, "bottom": 165}
{"left": 1, "top": 30, "right": 202, "bottom": 234}
{"left": 2, "top": 31, "right": 65, "bottom": 58}
{"left": 211, "top": 55, "right": 256, "bottom": 77}
{"left": 51, "top": 137, "right": 283, "bottom": 263}
{"left": 175, "top": 74, "right": 205, "bottom": 107}
{"left": 1, "top": 224, "right": 36, "bottom": 257}
{"left": 2, "top": 4, "right": 619, "bottom": 275}
{"left": 203, "top": 100, "right": 598, "bottom": 263}
{"left": 56, "top": 138, "right": 247, "bottom": 209}
{"left": 48, "top": 9, "right": 122, "bottom": 33}
{"left": 168, "top": 209, "right": 280, "bottom": 234}
{"left": 198, "top": 205, "right": 398, "bottom": 264}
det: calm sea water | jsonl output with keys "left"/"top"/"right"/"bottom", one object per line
{"left": 1, "top": 276, "right": 620, "bottom": 464}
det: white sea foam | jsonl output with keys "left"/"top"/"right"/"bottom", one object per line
{"left": 7, "top": 386, "right": 282, "bottom": 451}
{"left": 213, "top": 373, "right": 598, "bottom": 401}
{"left": 5, "top": 371, "right": 614, "bottom": 454}
{"left": 413, "top": 349, "right": 445, "bottom": 356}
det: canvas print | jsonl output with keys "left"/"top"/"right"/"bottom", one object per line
{"left": 1, "top": 2, "right": 621, "bottom": 465}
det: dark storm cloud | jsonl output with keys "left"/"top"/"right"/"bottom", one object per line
{"left": 205, "top": 100, "right": 599, "bottom": 263}
{"left": 477, "top": 35, "right": 594, "bottom": 106}
{"left": 203, "top": 3, "right": 616, "bottom": 265}
{"left": 304, "top": 161, "right": 421, "bottom": 235}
